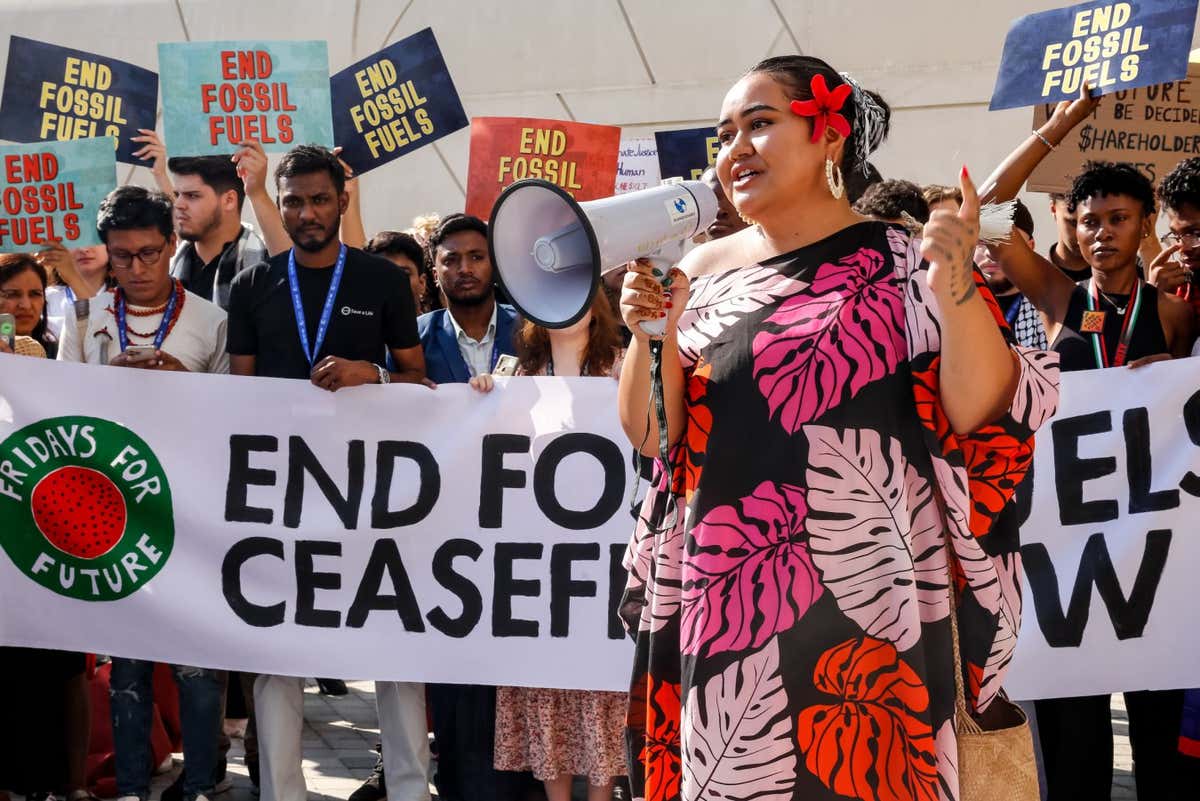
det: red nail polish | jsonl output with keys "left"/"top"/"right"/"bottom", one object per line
{"left": 660, "top": 311, "right": 667, "bottom": 318}
{"left": 961, "top": 164, "right": 970, "bottom": 179}
{"left": 665, "top": 301, "right": 673, "bottom": 308}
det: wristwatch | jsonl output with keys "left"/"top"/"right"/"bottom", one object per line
{"left": 376, "top": 364, "right": 391, "bottom": 384}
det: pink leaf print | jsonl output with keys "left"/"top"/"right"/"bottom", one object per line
{"left": 681, "top": 637, "right": 796, "bottom": 801}
{"left": 887, "top": 226, "right": 942, "bottom": 360}
{"left": 1010, "top": 346, "right": 1061, "bottom": 432}
{"left": 752, "top": 247, "right": 905, "bottom": 432}
{"left": 677, "top": 265, "right": 806, "bottom": 367}
{"left": 681, "top": 482, "right": 822, "bottom": 657}
{"left": 624, "top": 476, "right": 686, "bottom": 634}
{"left": 935, "top": 719, "right": 959, "bottom": 801}
{"left": 803, "top": 426, "right": 951, "bottom": 651}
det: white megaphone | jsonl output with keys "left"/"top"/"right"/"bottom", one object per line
{"left": 489, "top": 179, "right": 718, "bottom": 335}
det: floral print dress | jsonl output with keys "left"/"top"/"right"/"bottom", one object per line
{"left": 620, "top": 222, "right": 1060, "bottom": 801}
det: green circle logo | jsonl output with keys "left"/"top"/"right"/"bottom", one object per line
{"left": 0, "top": 416, "right": 173, "bottom": 601}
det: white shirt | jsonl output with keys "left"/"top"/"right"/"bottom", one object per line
{"left": 446, "top": 303, "right": 498, "bottom": 377}
{"left": 45, "top": 285, "right": 71, "bottom": 341}
{"left": 58, "top": 287, "right": 229, "bottom": 374}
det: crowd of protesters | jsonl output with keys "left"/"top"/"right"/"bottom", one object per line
{"left": 2, "top": 50, "right": 1200, "bottom": 801}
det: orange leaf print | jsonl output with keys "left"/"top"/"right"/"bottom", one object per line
{"left": 672, "top": 360, "right": 713, "bottom": 504}
{"left": 960, "top": 426, "right": 1034, "bottom": 539}
{"left": 797, "top": 637, "right": 938, "bottom": 801}
{"left": 630, "top": 672, "right": 683, "bottom": 801}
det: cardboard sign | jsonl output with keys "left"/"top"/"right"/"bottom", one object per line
{"left": 614, "top": 137, "right": 659, "bottom": 194}
{"left": 465, "top": 117, "right": 621, "bottom": 219}
{"left": 158, "top": 41, "right": 334, "bottom": 156}
{"left": 0, "top": 36, "right": 158, "bottom": 165}
{"left": 329, "top": 28, "right": 467, "bottom": 175}
{"left": 655, "top": 125, "right": 720, "bottom": 182}
{"left": 1027, "top": 61, "right": 1200, "bottom": 194}
{"left": 989, "top": 0, "right": 1199, "bottom": 111}
{"left": 0, "top": 137, "right": 116, "bottom": 253}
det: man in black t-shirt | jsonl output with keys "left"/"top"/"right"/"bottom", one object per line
{"left": 225, "top": 145, "right": 426, "bottom": 801}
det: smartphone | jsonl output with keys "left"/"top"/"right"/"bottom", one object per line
{"left": 493, "top": 354, "right": 519, "bottom": 377}
{"left": 0, "top": 313, "right": 15, "bottom": 350}
{"left": 124, "top": 344, "right": 158, "bottom": 359}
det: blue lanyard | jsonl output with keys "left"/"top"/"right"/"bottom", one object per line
{"left": 288, "top": 245, "right": 347, "bottom": 368}
{"left": 1004, "top": 296, "right": 1021, "bottom": 328}
{"left": 64, "top": 286, "right": 75, "bottom": 304}
{"left": 116, "top": 281, "right": 179, "bottom": 353}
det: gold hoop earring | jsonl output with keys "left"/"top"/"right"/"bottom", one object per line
{"left": 825, "top": 158, "right": 845, "bottom": 200}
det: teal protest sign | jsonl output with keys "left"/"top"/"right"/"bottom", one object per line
{"left": 0, "top": 137, "right": 116, "bottom": 253}
{"left": 158, "top": 41, "right": 334, "bottom": 156}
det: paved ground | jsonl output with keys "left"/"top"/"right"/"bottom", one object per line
{"left": 142, "top": 680, "right": 1138, "bottom": 801}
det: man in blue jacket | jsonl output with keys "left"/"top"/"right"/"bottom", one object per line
{"left": 353, "top": 213, "right": 526, "bottom": 801}
{"left": 418, "top": 214, "right": 518, "bottom": 385}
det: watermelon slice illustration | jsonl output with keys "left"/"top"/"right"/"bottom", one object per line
{"left": 31, "top": 466, "right": 127, "bottom": 559}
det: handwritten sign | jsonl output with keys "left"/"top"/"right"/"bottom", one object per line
{"left": 0, "top": 36, "right": 157, "bottom": 165}
{"left": 655, "top": 125, "right": 720, "bottom": 182}
{"left": 1028, "top": 61, "right": 1200, "bottom": 194}
{"left": 329, "top": 29, "right": 467, "bottom": 175}
{"left": 0, "top": 137, "right": 115, "bottom": 253}
{"left": 614, "top": 137, "right": 659, "bottom": 194}
{"left": 158, "top": 41, "right": 333, "bottom": 156}
{"left": 464, "top": 117, "right": 621, "bottom": 219}
{"left": 989, "top": 0, "right": 1199, "bottom": 111}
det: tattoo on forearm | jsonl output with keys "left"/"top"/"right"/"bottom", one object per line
{"left": 952, "top": 254, "right": 977, "bottom": 306}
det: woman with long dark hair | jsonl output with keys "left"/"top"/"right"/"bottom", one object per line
{"left": 0, "top": 254, "right": 57, "bottom": 358}
{"left": 470, "top": 289, "right": 628, "bottom": 800}
{"left": 616, "top": 56, "right": 1060, "bottom": 800}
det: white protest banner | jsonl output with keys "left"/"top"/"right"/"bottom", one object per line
{"left": 3, "top": 355, "right": 1199, "bottom": 699}
{"left": 614, "top": 136, "right": 659, "bottom": 195}
{"left": 0, "top": 357, "right": 636, "bottom": 691}
{"left": 1006, "top": 356, "right": 1200, "bottom": 700}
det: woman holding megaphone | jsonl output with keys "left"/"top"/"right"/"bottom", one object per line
{"left": 616, "top": 56, "right": 1060, "bottom": 800}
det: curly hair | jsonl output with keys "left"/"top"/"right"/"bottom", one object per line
{"left": 853, "top": 179, "right": 930, "bottom": 223}
{"left": 1157, "top": 157, "right": 1200, "bottom": 214}
{"left": 1067, "top": 161, "right": 1155, "bottom": 216}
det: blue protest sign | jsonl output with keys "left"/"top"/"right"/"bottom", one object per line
{"left": 0, "top": 36, "right": 158, "bottom": 165}
{"left": 0, "top": 137, "right": 116, "bottom": 253}
{"left": 989, "top": 0, "right": 1199, "bottom": 111}
{"left": 655, "top": 126, "right": 720, "bottom": 182}
{"left": 158, "top": 41, "right": 334, "bottom": 156}
{"left": 329, "top": 28, "right": 468, "bottom": 175}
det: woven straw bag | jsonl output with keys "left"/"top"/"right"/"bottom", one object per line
{"left": 947, "top": 555, "right": 1040, "bottom": 800}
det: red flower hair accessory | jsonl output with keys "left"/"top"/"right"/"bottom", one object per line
{"left": 790, "top": 74, "right": 853, "bottom": 142}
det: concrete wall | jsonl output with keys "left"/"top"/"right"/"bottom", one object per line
{"left": 2, "top": 0, "right": 1198, "bottom": 237}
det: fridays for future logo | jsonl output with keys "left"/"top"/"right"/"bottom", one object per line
{"left": 0, "top": 416, "right": 173, "bottom": 601}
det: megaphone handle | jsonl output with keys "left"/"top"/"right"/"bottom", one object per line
{"left": 637, "top": 254, "right": 675, "bottom": 338}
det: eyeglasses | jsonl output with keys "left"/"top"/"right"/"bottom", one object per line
{"left": 1160, "top": 231, "right": 1200, "bottom": 248}
{"left": 108, "top": 240, "right": 169, "bottom": 269}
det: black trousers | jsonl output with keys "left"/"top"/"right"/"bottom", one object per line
{"left": 427, "top": 683, "right": 535, "bottom": 801}
{"left": 1035, "top": 690, "right": 1185, "bottom": 800}
{"left": 0, "top": 647, "right": 86, "bottom": 794}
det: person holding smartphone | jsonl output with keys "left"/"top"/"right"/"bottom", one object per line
{"left": 1148, "top": 158, "right": 1200, "bottom": 332}
{"left": 57, "top": 186, "right": 228, "bottom": 374}
{"left": 0, "top": 253, "right": 57, "bottom": 357}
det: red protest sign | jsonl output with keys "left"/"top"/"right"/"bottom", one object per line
{"left": 465, "top": 117, "right": 621, "bottom": 219}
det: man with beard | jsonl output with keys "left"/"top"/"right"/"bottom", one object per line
{"left": 168, "top": 155, "right": 267, "bottom": 309}
{"left": 417, "top": 214, "right": 518, "bottom": 385}
{"left": 225, "top": 145, "right": 426, "bottom": 801}
{"left": 410, "top": 214, "right": 527, "bottom": 801}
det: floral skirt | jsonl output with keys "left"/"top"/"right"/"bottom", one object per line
{"left": 494, "top": 686, "right": 627, "bottom": 785}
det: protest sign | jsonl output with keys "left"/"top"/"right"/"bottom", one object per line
{"left": 158, "top": 41, "right": 333, "bottom": 156}
{"left": 655, "top": 125, "right": 720, "bottom": 182}
{"left": 329, "top": 28, "right": 467, "bottom": 175}
{"left": 465, "top": 117, "right": 621, "bottom": 219}
{"left": 1028, "top": 61, "right": 1200, "bottom": 193}
{"left": 989, "top": 0, "right": 1199, "bottom": 111}
{"left": 0, "top": 36, "right": 158, "bottom": 165}
{"left": 0, "top": 359, "right": 636, "bottom": 690}
{"left": 1006, "top": 356, "right": 1200, "bottom": 699}
{"left": 614, "top": 136, "right": 659, "bottom": 194}
{"left": 3, "top": 355, "right": 1200, "bottom": 698}
{"left": 0, "top": 137, "right": 115, "bottom": 253}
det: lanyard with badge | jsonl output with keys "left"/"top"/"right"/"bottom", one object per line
{"left": 1081, "top": 277, "right": 1143, "bottom": 368}
{"left": 115, "top": 282, "right": 180, "bottom": 353}
{"left": 288, "top": 244, "right": 347, "bottom": 368}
